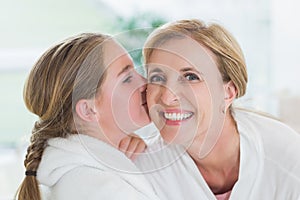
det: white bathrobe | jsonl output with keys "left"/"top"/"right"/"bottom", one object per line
{"left": 37, "top": 130, "right": 160, "bottom": 200}
{"left": 135, "top": 109, "right": 300, "bottom": 200}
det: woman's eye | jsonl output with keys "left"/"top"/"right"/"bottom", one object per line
{"left": 148, "top": 75, "right": 165, "bottom": 83}
{"left": 184, "top": 73, "right": 200, "bottom": 81}
{"left": 123, "top": 75, "right": 133, "bottom": 83}
{"left": 148, "top": 75, "right": 166, "bottom": 83}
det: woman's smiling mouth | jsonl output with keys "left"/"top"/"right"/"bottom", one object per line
{"left": 161, "top": 109, "right": 194, "bottom": 125}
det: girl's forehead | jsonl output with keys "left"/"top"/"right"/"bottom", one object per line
{"left": 103, "top": 40, "right": 127, "bottom": 63}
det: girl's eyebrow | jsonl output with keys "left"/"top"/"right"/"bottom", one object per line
{"left": 117, "top": 65, "right": 132, "bottom": 77}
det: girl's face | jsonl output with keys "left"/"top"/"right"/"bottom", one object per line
{"left": 146, "top": 37, "right": 225, "bottom": 148}
{"left": 94, "top": 40, "right": 150, "bottom": 144}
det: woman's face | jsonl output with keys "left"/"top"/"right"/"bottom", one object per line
{"left": 146, "top": 37, "right": 225, "bottom": 147}
{"left": 94, "top": 40, "right": 150, "bottom": 143}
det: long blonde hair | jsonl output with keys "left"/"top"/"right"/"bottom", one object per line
{"left": 16, "top": 33, "right": 110, "bottom": 200}
{"left": 143, "top": 19, "right": 248, "bottom": 98}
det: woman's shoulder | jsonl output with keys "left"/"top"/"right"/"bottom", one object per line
{"left": 234, "top": 108, "right": 300, "bottom": 181}
{"left": 233, "top": 108, "right": 300, "bottom": 152}
{"left": 233, "top": 108, "right": 299, "bottom": 136}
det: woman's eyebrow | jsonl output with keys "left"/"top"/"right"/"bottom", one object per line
{"left": 149, "top": 67, "right": 163, "bottom": 74}
{"left": 180, "top": 67, "right": 198, "bottom": 73}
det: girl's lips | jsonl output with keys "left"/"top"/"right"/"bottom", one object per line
{"left": 141, "top": 90, "right": 149, "bottom": 115}
{"left": 141, "top": 89, "right": 147, "bottom": 106}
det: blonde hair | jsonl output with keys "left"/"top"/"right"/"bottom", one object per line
{"left": 143, "top": 19, "right": 248, "bottom": 98}
{"left": 16, "top": 33, "right": 110, "bottom": 200}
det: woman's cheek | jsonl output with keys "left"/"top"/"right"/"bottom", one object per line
{"left": 146, "top": 85, "right": 159, "bottom": 106}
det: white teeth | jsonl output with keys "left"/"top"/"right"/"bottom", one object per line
{"left": 163, "top": 112, "right": 193, "bottom": 121}
{"left": 172, "top": 113, "right": 176, "bottom": 120}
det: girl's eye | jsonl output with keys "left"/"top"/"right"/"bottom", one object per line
{"left": 123, "top": 75, "right": 133, "bottom": 83}
{"left": 183, "top": 73, "right": 200, "bottom": 81}
{"left": 148, "top": 74, "right": 166, "bottom": 83}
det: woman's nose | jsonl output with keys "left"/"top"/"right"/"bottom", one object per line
{"left": 160, "top": 86, "right": 179, "bottom": 106}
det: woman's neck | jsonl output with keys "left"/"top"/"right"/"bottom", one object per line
{"left": 187, "top": 112, "right": 240, "bottom": 194}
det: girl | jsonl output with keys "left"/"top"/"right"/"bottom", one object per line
{"left": 17, "top": 33, "right": 159, "bottom": 200}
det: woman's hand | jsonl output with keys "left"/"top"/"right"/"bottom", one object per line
{"left": 118, "top": 134, "right": 147, "bottom": 160}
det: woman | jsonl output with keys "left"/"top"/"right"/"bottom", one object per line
{"left": 135, "top": 19, "right": 300, "bottom": 200}
{"left": 16, "top": 33, "right": 159, "bottom": 200}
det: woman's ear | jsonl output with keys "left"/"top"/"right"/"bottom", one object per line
{"left": 224, "top": 80, "right": 237, "bottom": 109}
{"left": 75, "top": 99, "right": 97, "bottom": 122}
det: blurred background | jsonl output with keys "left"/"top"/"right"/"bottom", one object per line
{"left": 0, "top": 0, "right": 299, "bottom": 199}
